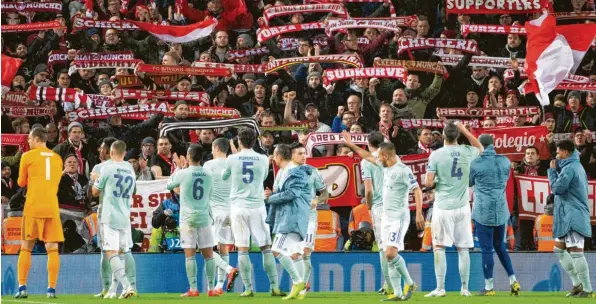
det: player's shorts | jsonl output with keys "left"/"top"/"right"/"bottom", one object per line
{"left": 230, "top": 205, "right": 272, "bottom": 248}
{"left": 212, "top": 207, "right": 234, "bottom": 245}
{"left": 555, "top": 231, "right": 584, "bottom": 249}
{"left": 381, "top": 215, "right": 410, "bottom": 251}
{"left": 180, "top": 222, "right": 216, "bottom": 249}
{"left": 22, "top": 216, "right": 64, "bottom": 243}
{"left": 431, "top": 204, "right": 474, "bottom": 248}
{"left": 101, "top": 224, "right": 133, "bottom": 252}
{"left": 300, "top": 219, "right": 317, "bottom": 251}
{"left": 272, "top": 232, "right": 302, "bottom": 256}
{"left": 371, "top": 205, "right": 383, "bottom": 247}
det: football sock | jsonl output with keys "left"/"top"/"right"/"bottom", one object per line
{"left": 205, "top": 257, "right": 215, "bottom": 291}
{"left": 303, "top": 254, "right": 312, "bottom": 285}
{"left": 555, "top": 247, "right": 580, "bottom": 287}
{"left": 294, "top": 256, "right": 305, "bottom": 282}
{"left": 380, "top": 249, "right": 393, "bottom": 290}
{"left": 47, "top": 248, "right": 60, "bottom": 289}
{"left": 509, "top": 275, "right": 517, "bottom": 285}
{"left": 458, "top": 249, "right": 470, "bottom": 290}
{"left": 262, "top": 249, "right": 279, "bottom": 290}
{"left": 216, "top": 254, "right": 229, "bottom": 288}
{"left": 212, "top": 252, "right": 233, "bottom": 273}
{"left": 100, "top": 252, "right": 111, "bottom": 290}
{"left": 17, "top": 248, "right": 31, "bottom": 286}
{"left": 571, "top": 252, "right": 592, "bottom": 292}
{"left": 109, "top": 255, "right": 130, "bottom": 290}
{"left": 123, "top": 252, "right": 136, "bottom": 290}
{"left": 277, "top": 254, "right": 302, "bottom": 284}
{"left": 185, "top": 256, "right": 198, "bottom": 291}
{"left": 238, "top": 251, "right": 253, "bottom": 291}
{"left": 387, "top": 257, "right": 403, "bottom": 297}
{"left": 393, "top": 255, "right": 414, "bottom": 286}
{"left": 434, "top": 248, "right": 446, "bottom": 290}
{"left": 485, "top": 278, "right": 494, "bottom": 290}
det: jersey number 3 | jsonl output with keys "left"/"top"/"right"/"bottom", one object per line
{"left": 451, "top": 158, "right": 463, "bottom": 180}
{"left": 113, "top": 174, "right": 134, "bottom": 198}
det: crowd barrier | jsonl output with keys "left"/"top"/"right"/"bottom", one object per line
{"left": 2, "top": 252, "right": 596, "bottom": 295}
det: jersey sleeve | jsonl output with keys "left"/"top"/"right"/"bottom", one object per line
{"left": 404, "top": 167, "right": 419, "bottom": 191}
{"left": 17, "top": 152, "right": 30, "bottom": 188}
{"left": 166, "top": 169, "right": 182, "bottom": 190}
{"left": 427, "top": 151, "right": 437, "bottom": 172}
{"left": 467, "top": 146, "right": 480, "bottom": 159}
{"left": 94, "top": 167, "right": 108, "bottom": 191}
{"left": 312, "top": 168, "right": 327, "bottom": 192}
{"left": 261, "top": 155, "right": 269, "bottom": 180}
{"left": 361, "top": 160, "right": 372, "bottom": 180}
{"left": 221, "top": 157, "right": 233, "bottom": 181}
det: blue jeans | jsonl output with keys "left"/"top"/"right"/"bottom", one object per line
{"left": 475, "top": 221, "right": 515, "bottom": 280}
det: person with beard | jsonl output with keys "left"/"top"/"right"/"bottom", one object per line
{"left": 400, "top": 73, "right": 443, "bottom": 119}
{"left": 227, "top": 79, "right": 251, "bottom": 111}
{"left": 196, "top": 129, "right": 215, "bottom": 164}
{"left": 162, "top": 101, "right": 191, "bottom": 155}
{"left": 241, "top": 79, "right": 269, "bottom": 117}
{"left": 572, "top": 129, "right": 595, "bottom": 172}
{"left": 206, "top": 30, "right": 232, "bottom": 63}
{"left": 139, "top": 137, "right": 157, "bottom": 163}
{"left": 1, "top": 162, "right": 16, "bottom": 205}
{"left": 180, "top": 0, "right": 253, "bottom": 32}
{"left": 29, "top": 64, "right": 52, "bottom": 88}
{"left": 278, "top": 69, "right": 331, "bottom": 125}
{"left": 151, "top": 136, "right": 176, "bottom": 179}
{"left": 335, "top": 29, "right": 394, "bottom": 66}
{"left": 10, "top": 42, "right": 46, "bottom": 82}
{"left": 284, "top": 100, "right": 333, "bottom": 156}
{"left": 499, "top": 34, "right": 526, "bottom": 59}
{"left": 53, "top": 122, "right": 97, "bottom": 177}
{"left": 254, "top": 131, "right": 275, "bottom": 156}
{"left": 84, "top": 113, "right": 162, "bottom": 150}
{"left": 57, "top": 154, "right": 89, "bottom": 211}
{"left": 468, "top": 66, "right": 490, "bottom": 101}
{"left": 553, "top": 91, "right": 594, "bottom": 133}
{"left": 69, "top": 28, "right": 159, "bottom": 64}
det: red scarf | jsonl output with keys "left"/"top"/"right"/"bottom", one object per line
{"left": 418, "top": 141, "right": 430, "bottom": 153}
{"left": 158, "top": 153, "right": 175, "bottom": 175}
{"left": 71, "top": 140, "right": 84, "bottom": 175}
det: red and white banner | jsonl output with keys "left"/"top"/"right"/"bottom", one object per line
{"left": 304, "top": 156, "right": 363, "bottom": 207}
{"left": 325, "top": 17, "right": 417, "bottom": 36}
{"left": 263, "top": 4, "right": 346, "bottom": 25}
{"left": 227, "top": 47, "right": 270, "bottom": 61}
{"left": 67, "top": 102, "right": 169, "bottom": 121}
{"left": 553, "top": 12, "right": 596, "bottom": 20}
{"left": 75, "top": 51, "right": 135, "bottom": 61}
{"left": 1, "top": 21, "right": 65, "bottom": 33}
{"left": 120, "top": 106, "right": 241, "bottom": 120}
{"left": 401, "top": 153, "right": 433, "bottom": 210}
{"left": 192, "top": 61, "right": 268, "bottom": 74}
{"left": 127, "top": 19, "right": 217, "bottom": 43}
{"left": 116, "top": 75, "right": 181, "bottom": 87}
{"left": 438, "top": 54, "right": 525, "bottom": 68}
{"left": 374, "top": 59, "right": 448, "bottom": 75}
{"left": 278, "top": 36, "right": 330, "bottom": 51}
{"left": 47, "top": 51, "right": 67, "bottom": 73}
{"left": 30, "top": 86, "right": 88, "bottom": 107}
{"left": 398, "top": 38, "right": 479, "bottom": 54}
{"left": 515, "top": 175, "right": 596, "bottom": 223}
{"left": 461, "top": 24, "right": 526, "bottom": 37}
{"left": 1, "top": 105, "right": 56, "bottom": 117}
{"left": 267, "top": 54, "right": 362, "bottom": 73}
{"left": 307, "top": 0, "right": 397, "bottom": 17}
{"left": 555, "top": 82, "right": 596, "bottom": 93}
{"left": 323, "top": 67, "right": 407, "bottom": 85}
{"left": 132, "top": 180, "right": 171, "bottom": 235}
{"left": 2, "top": 2, "right": 62, "bottom": 12}
{"left": 68, "top": 60, "right": 142, "bottom": 75}
{"left": 472, "top": 126, "right": 550, "bottom": 161}
{"left": 305, "top": 132, "right": 370, "bottom": 156}
{"left": 112, "top": 89, "right": 210, "bottom": 104}
{"left": 437, "top": 107, "right": 540, "bottom": 118}
{"left": 1, "top": 91, "right": 29, "bottom": 105}
{"left": 446, "top": 0, "right": 548, "bottom": 14}
{"left": 72, "top": 17, "right": 139, "bottom": 31}
{"left": 0, "top": 134, "right": 29, "bottom": 151}
{"left": 257, "top": 22, "right": 324, "bottom": 43}
{"left": 136, "top": 63, "right": 231, "bottom": 76}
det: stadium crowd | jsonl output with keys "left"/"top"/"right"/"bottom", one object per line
{"left": 1, "top": 0, "right": 596, "bottom": 255}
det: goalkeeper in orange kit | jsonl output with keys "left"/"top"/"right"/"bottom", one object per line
{"left": 14, "top": 127, "right": 64, "bottom": 299}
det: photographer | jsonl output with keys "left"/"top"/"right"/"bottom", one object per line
{"left": 149, "top": 190, "right": 181, "bottom": 252}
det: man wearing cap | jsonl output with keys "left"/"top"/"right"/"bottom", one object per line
{"left": 98, "top": 80, "right": 113, "bottom": 97}
{"left": 31, "top": 64, "right": 51, "bottom": 87}
{"left": 471, "top": 135, "right": 520, "bottom": 296}
{"left": 163, "top": 101, "right": 191, "bottom": 155}
{"left": 140, "top": 137, "right": 157, "bottom": 162}
{"left": 53, "top": 122, "right": 97, "bottom": 177}
{"left": 553, "top": 91, "right": 594, "bottom": 133}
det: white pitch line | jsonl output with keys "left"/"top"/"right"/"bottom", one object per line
{"left": 3, "top": 300, "right": 62, "bottom": 304}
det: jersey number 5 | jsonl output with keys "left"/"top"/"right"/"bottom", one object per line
{"left": 113, "top": 174, "right": 134, "bottom": 198}
{"left": 451, "top": 158, "right": 463, "bottom": 180}
{"left": 242, "top": 161, "right": 254, "bottom": 184}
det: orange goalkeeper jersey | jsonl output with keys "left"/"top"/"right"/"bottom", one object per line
{"left": 18, "top": 147, "right": 63, "bottom": 218}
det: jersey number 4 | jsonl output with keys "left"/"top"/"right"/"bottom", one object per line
{"left": 451, "top": 158, "right": 463, "bottom": 180}
{"left": 113, "top": 174, "right": 134, "bottom": 198}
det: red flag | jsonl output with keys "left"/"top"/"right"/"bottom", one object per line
{"left": 1, "top": 54, "right": 22, "bottom": 89}
{"left": 127, "top": 19, "right": 217, "bottom": 43}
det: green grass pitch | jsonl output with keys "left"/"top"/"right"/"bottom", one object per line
{"left": 2, "top": 292, "right": 595, "bottom": 304}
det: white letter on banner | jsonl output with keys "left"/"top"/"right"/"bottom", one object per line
{"left": 588, "top": 183, "right": 595, "bottom": 218}
{"left": 319, "top": 264, "right": 344, "bottom": 291}
{"left": 520, "top": 179, "right": 534, "bottom": 215}
{"left": 534, "top": 180, "right": 549, "bottom": 214}
{"left": 350, "top": 264, "right": 375, "bottom": 291}
{"left": 319, "top": 165, "right": 349, "bottom": 198}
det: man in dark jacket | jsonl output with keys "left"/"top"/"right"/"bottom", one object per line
{"left": 53, "top": 122, "right": 97, "bottom": 177}
{"left": 162, "top": 101, "right": 191, "bottom": 155}
{"left": 554, "top": 91, "right": 594, "bottom": 133}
